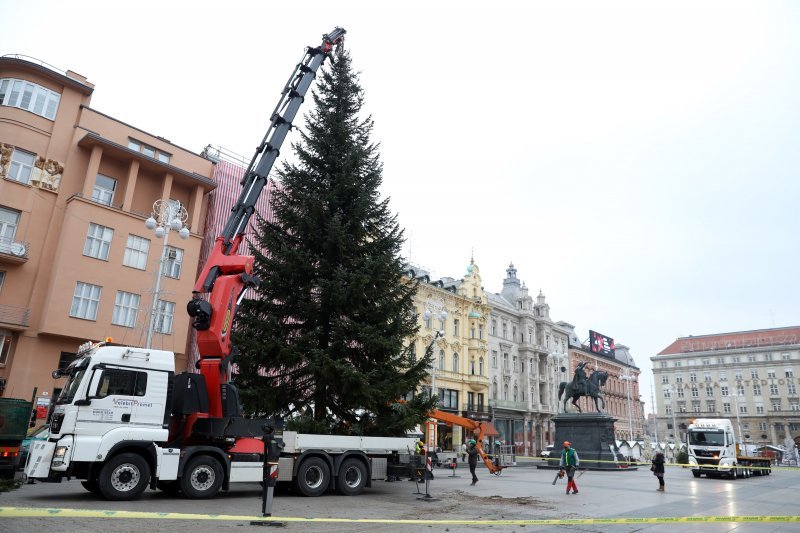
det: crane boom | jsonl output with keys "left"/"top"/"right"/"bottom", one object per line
{"left": 430, "top": 409, "right": 505, "bottom": 475}
{"left": 187, "top": 27, "right": 346, "bottom": 419}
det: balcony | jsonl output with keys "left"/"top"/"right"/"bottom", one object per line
{"left": 490, "top": 399, "right": 528, "bottom": 412}
{"left": 467, "top": 372, "right": 489, "bottom": 391}
{"left": 0, "top": 237, "right": 30, "bottom": 265}
{"left": 461, "top": 403, "right": 490, "bottom": 420}
{"left": 0, "top": 304, "right": 30, "bottom": 329}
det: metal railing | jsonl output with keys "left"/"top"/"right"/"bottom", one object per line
{"left": 0, "top": 236, "right": 30, "bottom": 259}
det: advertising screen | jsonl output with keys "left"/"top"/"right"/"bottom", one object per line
{"left": 589, "top": 330, "right": 615, "bottom": 357}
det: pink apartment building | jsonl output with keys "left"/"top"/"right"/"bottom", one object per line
{"left": 0, "top": 55, "right": 215, "bottom": 413}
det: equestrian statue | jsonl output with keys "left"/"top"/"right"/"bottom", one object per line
{"left": 558, "top": 362, "right": 609, "bottom": 413}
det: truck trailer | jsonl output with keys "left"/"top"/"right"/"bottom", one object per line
{"left": 686, "top": 418, "right": 772, "bottom": 479}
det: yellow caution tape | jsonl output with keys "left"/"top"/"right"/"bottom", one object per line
{"left": 1, "top": 508, "right": 799, "bottom": 525}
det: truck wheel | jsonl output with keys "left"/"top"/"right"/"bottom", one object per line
{"left": 98, "top": 453, "right": 151, "bottom": 501}
{"left": 729, "top": 466, "right": 737, "bottom": 480}
{"left": 692, "top": 471, "right": 701, "bottom": 478}
{"left": 336, "top": 457, "right": 367, "bottom": 496}
{"left": 180, "top": 455, "right": 223, "bottom": 499}
{"left": 294, "top": 457, "right": 330, "bottom": 497}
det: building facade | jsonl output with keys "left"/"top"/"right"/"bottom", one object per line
{"left": 0, "top": 56, "right": 215, "bottom": 414}
{"left": 486, "top": 263, "right": 571, "bottom": 455}
{"left": 652, "top": 327, "right": 800, "bottom": 450}
{"left": 406, "top": 259, "right": 491, "bottom": 451}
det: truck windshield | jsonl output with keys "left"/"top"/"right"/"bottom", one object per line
{"left": 55, "top": 358, "right": 90, "bottom": 405}
{"left": 688, "top": 429, "right": 725, "bottom": 446}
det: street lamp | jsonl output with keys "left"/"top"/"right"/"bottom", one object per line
{"left": 423, "top": 307, "right": 446, "bottom": 453}
{"left": 144, "top": 199, "right": 189, "bottom": 349}
{"left": 549, "top": 351, "right": 567, "bottom": 413}
{"left": 731, "top": 392, "right": 745, "bottom": 451}
{"left": 621, "top": 370, "right": 635, "bottom": 443}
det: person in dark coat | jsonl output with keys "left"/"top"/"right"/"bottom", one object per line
{"left": 652, "top": 450, "right": 666, "bottom": 491}
{"left": 467, "top": 439, "right": 479, "bottom": 485}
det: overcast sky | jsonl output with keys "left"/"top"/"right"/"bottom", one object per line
{"left": 4, "top": 1, "right": 799, "bottom": 414}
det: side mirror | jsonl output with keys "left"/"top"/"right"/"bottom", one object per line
{"left": 52, "top": 369, "right": 63, "bottom": 379}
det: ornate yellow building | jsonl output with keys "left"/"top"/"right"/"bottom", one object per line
{"left": 406, "top": 260, "right": 491, "bottom": 451}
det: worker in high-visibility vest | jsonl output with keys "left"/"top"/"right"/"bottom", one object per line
{"left": 559, "top": 441, "right": 580, "bottom": 495}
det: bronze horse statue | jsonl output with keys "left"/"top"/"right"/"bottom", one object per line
{"left": 559, "top": 370, "right": 609, "bottom": 413}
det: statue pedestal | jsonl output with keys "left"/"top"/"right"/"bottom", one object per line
{"left": 548, "top": 413, "right": 631, "bottom": 470}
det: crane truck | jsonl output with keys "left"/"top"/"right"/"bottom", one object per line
{"left": 25, "top": 27, "right": 423, "bottom": 501}
{"left": 686, "top": 418, "right": 772, "bottom": 479}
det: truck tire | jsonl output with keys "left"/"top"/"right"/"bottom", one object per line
{"left": 336, "top": 457, "right": 367, "bottom": 496}
{"left": 180, "top": 455, "right": 223, "bottom": 499}
{"left": 98, "top": 453, "right": 151, "bottom": 501}
{"left": 294, "top": 457, "right": 330, "bottom": 497}
{"left": 729, "top": 466, "right": 737, "bottom": 480}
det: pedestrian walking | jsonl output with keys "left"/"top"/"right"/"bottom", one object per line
{"left": 559, "top": 441, "right": 580, "bottom": 495}
{"left": 652, "top": 450, "right": 665, "bottom": 491}
{"left": 461, "top": 441, "right": 467, "bottom": 462}
{"left": 467, "top": 439, "right": 479, "bottom": 485}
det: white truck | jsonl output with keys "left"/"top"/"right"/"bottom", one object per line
{"left": 686, "top": 418, "right": 772, "bottom": 479}
{"left": 25, "top": 342, "right": 421, "bottom": 500}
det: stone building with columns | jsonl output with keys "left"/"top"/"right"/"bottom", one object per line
{"left": 0, "top": 56, "right": 215, "bottom": 405}
{"left": 485, "top": 263, "right": 572, "bottom": 455}
{"left": 652, "top": 327, "right": 800, "bottom": 451}
{"left": 405, "top": 259, "right": 492, "bottom": 452}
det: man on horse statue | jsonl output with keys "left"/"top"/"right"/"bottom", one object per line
{"left": 573, "top": 362, "right": 590, "bottom": 396}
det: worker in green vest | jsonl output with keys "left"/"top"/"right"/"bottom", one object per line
{"left": 559, "top": 441, "right": 580, "bottom": 495}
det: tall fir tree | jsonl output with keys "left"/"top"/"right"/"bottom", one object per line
{"left": 233, "top": 45, "right": 435, "bottom": 436}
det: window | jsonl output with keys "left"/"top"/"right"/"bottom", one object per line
{"left": 693, "top": 402, "right": 701, "bottom": 414}
{"left": 769, "top": 384, "right": 779, "bottom": 396}
{"left": 479, "top": 357, "right": 484, "bottom": 376}
{"left": 92, "top": 174, "right": 117, "bottom": 206}
{"left": 703, "top": 359, "right": 710, "bottom": 366}
{"left": 439, "top": 389, "right": 458, "bottom": 409}
{"left": 736, "top": 385, "right": 745, "bottom": 396}
{"left": 665, "top": 404, "right": 672, "bottom": 415}
{"left": 765, "top": 353, "right": 773, "bottom": 361}
{"left": 717, "top": 357, "right": 725, "bottom": 364}
{"left": 756, "top": 404, "right": 764, "bottom": 414}
{"left": 663, "top": 389, "right": 671, "bottom": 399}
{"left": 723, "top": 402, "right": 731, "bottom": 413}
{"left": 128, "top": 138, "right": 171, "bottom": 163}
{"left": 491, "top": 320, "right": 496, "bottom": 336}
{"left": 0, "top": 271, "right": 4, "bottom": 293}
{"left": 452, "top": 353, "right": 459, "bottom": 373}
{"left": 162, "top": 246, "right": 183, "bottom": 278}
{"left": 772, "top": 400, "right": 781, "bottom": 411}
{"left": 739, "top": 404, "right": 747, "bottom": 414}
{"left": 7, "top": 148, "right": 36, "bottom": 184}
{"left": 423, "top": 313, "right": 431, "bottom": 329}
{"left": 112, "top": 291, "right": 140, "bottom": 328}
{"left": 0, "top": 207, "right": 21, "bottom": 249}
{"left": 719, "top": 370, "right": 727, "bottom": 381}
{"left": 438, "top": 349, "right": 445, "bottom": 371}
{"left": 753, "top": 384, "right": 761, "bottom": 396}
{"left": 706, "top": 387, "right": 714, "bottom": 397}
{"left": 791, "top": 400, "right": 800, "bottom": 412}
{"left": 512, "top": 326, "right": 516, "bottom": 341}
{"left": 0, "top": 78, "right": 60, "bottom": 119}
{"left": 732, "top": 356, "right": 740, "bottom": 363}
{"left": 453, "top": 319, "right": 459, "bottom": 336}
{"left": 759, "top": 422, "right": 768, "bottom": 431}
{"left": 734, "top": 369, "right": 742, "bottom": 381}
{"left": 704, "top": 371, "right": 712, "bottom": 382}
{"left": 782, "top": 352, "right": 791, "bottom": 361}
{"left": 767, "top": 368, "right": 776, "bottom": 379}
{"left": 675, "top": 375, "right": 683, "bottom": 383}
{"left": 95, "top": 368, "right": 147, "bottom": 398}
{"left": 503, "top": 353, "right": 509, "bottom": 369}
{"left": 153, "top": 300, "right": 175, "bottom": 334}
{"left": 661, "top": 375, "right": 669, "bottom": 384}
{"left": 750, "top": 369, "right": 759, "bottom": 379}
{"left": 721, "top": 386, "right": 729, "bottom": 396}
{"left": 0, "top": 329, "right": 12, "bottom": 365}
{"left": 706, "top": 401, "right": 715, "bottom": 412}
{"left": 83, "top": 223, "right": 113, "bottom": 260}
{"left": 660, "top": 362, "right": 667, "bottom": 369}
{"left": 502, "top": 323, "right": 507, "bottom": 339}
{"left": 123, "top": 235, "right": 150, "bottom": 270}
{"left": 788, "top": 383, "right": 797, "bottom": 395}
{"left": 690, "top": 372, "right": 697, "bottom": 382}
{"left": 676, "top": 388, "right": 685, "bottom": 398}
{"left": 691, "top": 386, "right": 699, "bottom": 398}
{"left": 491, "top": 351, "right": 497, "bottom": 369}
{"left": 786, "top": 368, "right": 795, "bottom": 378}
{"left": 70, "top": 282, "right": 102, "bottom": 320}
{"left": 478, "top": 324, "right": 483, "bottom": 340}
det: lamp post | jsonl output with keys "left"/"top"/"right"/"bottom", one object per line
{"left": 144, "top": 199, "right": 189, "bottom": 349}
{"left": 423, "top": 307, "right": 446, "bottom": 453}
{"left": 621, "top": 370, "right": 635, "bottom": 442}
{"left": 549, "top": 351, "right": 567, "bottom": 413}
{"left": 732, "top": 392, "right": 745, "bottom": 451}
